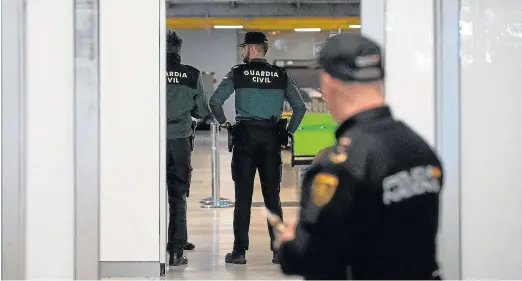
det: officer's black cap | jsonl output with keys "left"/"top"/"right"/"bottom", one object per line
{"left": 313, "top": 33, "right": 384, "bottom": 82}
{"left": 238, "top": 32, "right": 268, "bottom": 47}
{"left": 167, "top": 30, "right": 183, "bottom": 53}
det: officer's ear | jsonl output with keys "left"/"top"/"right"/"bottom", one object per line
{"left": 260, "top": 43, "right": 269, "bottom": 55}
{"left": 250, "top": 45, "right": 258, "bottom": 54}
{"left": 320, "top": 72, "right": 333, "bottom": 101}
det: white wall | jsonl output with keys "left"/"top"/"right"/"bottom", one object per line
{"left": 175, "top": 29, "right": 238, "bottom": 121}
{"left": 385, "top": 0, "right": 436, "bottom": 146}
{"left": 0, "top": 2, "right": 3, "bottom": 277}
{"left": 460, "top": 0, "right": 522, "bottom": 278}
{"left": 360, "top": 0, "right": 385, "bottom": 45}
{"left": 159, "top": 0, "right": 167, "bottom": 269}
{"left": 25, "top": 0, "right": 75, "bottom": 278}
{"left": 100, "top": 0, "right": 162, "bottom": 263}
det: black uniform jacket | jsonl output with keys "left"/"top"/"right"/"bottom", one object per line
{"left": 279, "top": 106, "right": 444, "bottom": 280}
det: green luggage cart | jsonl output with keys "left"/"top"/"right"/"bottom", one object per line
{"left": 291, "top": 113, "right": 337, "bottom": 166}
{"left": 290, "top": 113, "right": 337, "bottom": 194}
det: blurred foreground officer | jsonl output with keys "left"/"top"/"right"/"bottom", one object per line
{"left": 276, "top": 33, "right": 444, "bottom": 280}
{"left": 209, "top": 31, "right": 307, "bottom": 265}
{"left": 165, "top": 30, "right": 209, "bottom": 266}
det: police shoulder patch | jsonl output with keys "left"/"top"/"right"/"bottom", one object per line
{"left": 338, "top": 137, "right": 352, "bottom": 146}
{"left": 329, "top": 150, "right": 347, "bottom": 164}
{"left": 311, "top": 172, "right": 339, "bottom": 207}
{"left": 328, "top": 137, "right": 352, "bottom": 164}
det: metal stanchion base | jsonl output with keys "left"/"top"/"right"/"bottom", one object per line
{"left": 200, "top": 200, "right": 235, "bottom": 208}
{"left": 199, "top": 197, "right": 232, "bottom": 204}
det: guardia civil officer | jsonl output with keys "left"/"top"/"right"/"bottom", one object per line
{"left": 209, "top": 31, "right": 307, "bottom": 265}
{"left": 166, "top": 30, "right": 209, "bottom": 266}
{"left": 276, "top": 33, "right": 444, "bottom": 280}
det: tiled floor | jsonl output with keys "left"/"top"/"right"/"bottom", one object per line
{"left": 163, "top": 131, "right": 302, "bottom": 280}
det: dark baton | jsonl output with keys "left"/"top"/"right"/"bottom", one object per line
{"left": 276, "top": 118, "right": 289, "bottom": 147}
{"left": 190, "top": 120, "right": 197, "bottom": 151}
{"left": 221, "top": 122, "right": 234, "bottom": 152}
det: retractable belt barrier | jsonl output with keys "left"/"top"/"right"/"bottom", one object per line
{"left": 199, "top": 122, "right": 235, "bottom": 208}
{"left": 290, "top": 135, "right": 313, "bottom": 193}
{"left": 199, "top": 115, "right": 336, "bottom": 207}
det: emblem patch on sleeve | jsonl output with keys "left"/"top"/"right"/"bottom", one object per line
{"left": 311, "top": 173, "right": 339, "bottom": 207}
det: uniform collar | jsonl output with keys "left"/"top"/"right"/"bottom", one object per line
{"left": 249, "top": 58, "right": 267, "bottom": 63}
{"left": 167, "top": 53, "right": 181, "bottom": 65}
{"left": 335, "top": 106, "right": 393, "bottom": 139}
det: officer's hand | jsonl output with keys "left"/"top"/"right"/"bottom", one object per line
{"left": 217, "top": 122, "right": 227, "bottom": 130}
{"left": 274, "top": 218, "right": 297, "bottom": 248}
{"left": 221, "top": 121, "right": 232, "bottom": 130}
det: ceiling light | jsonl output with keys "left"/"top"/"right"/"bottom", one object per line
{"left": 214, "top": 25, "right": 243, "bottom": 29}
{"left": 294, "top": 28, "right": 321, "bottom": 32}
{"left": 349, "top": 24, "right": 361, "bottom": 29}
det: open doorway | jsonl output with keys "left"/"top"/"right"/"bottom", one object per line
{"left": 162, "top": 0, "right": 360, "bottom": 278}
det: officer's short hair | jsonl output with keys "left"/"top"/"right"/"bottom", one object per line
{"left": 167, "top": 30, "right": 183, "bottom": 54}
{"left": 253, "top": 43, "right": 269, "bottom": 55}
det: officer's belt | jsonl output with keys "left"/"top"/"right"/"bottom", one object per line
{"left": 237, "top": 119, "right": 277, "bottom": 127}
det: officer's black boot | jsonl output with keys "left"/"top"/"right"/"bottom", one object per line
{"left": 169, "top": 249, "right": 188, "bottom": 266}
{"left": 272, "top": 251, "right": 280, "bottom": 264}
{"left": 184, "top": 242, "right": 195, "bottom": 251}
{"left": 225, "top": 250, "right": 247, "bottom": 264}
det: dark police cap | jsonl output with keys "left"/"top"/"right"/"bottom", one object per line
{"left": 238, "top": 32, "right": 268, "bottom": 47}
{"left": 315, "top": 33, "right": 384, "bottom": 82}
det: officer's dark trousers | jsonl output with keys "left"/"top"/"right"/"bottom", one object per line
{"left": 231, "top": 121, "right": 283, "bottom": 253}
{"left": 166, "top": 138, "right": 192, "bottom": 255}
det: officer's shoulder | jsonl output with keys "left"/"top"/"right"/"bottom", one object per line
{"left": 319, "top": 130, "right": 374, "bottom": 181}
{"left": 306, "top": 142, "right": 360, "bottom": 208}
{"left": 231, "top": 64, "right": 244, "bottom": 71}
{"left": 312, "top": 146, "right": 336, "bottom": 166}
{"left": 182, "top": 64, "right": 200, "bottom": 73}
{"left": 270, "top": 64, "right": 287, "bottom": 73}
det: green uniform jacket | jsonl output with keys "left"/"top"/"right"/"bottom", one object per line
{"left": 166, "top": 58, "right": 209, "bottom": 139}
{"left": 209, "top": 58, "right": 306, "bottom": 133}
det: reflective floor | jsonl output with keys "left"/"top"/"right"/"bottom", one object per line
{"left": 166, "top": 131, "right": 302, "bottom": 280}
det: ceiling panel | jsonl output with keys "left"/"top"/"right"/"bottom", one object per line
{"left": 167, "top": 2, "right": 360, "bottom": 17}
{"left": 168, "top": 0, "right": 359, "bottom": 3}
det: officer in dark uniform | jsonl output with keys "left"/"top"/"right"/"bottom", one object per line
{"left": 184, "top": 117, "right": 198, "bottom": 250}
{"left": 166, "top": 30, "right": 209, "bottom": 266}
{"left": 209, "top": 31, "right": 307, "bottom": 265}
{"left": 275, "top": 33, "right": 444, "bottom": 280}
